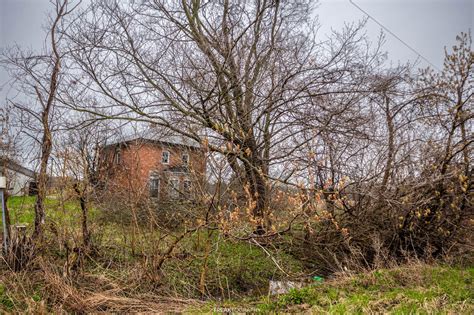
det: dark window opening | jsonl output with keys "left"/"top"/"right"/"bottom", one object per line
{"left": 183, "top": 180, "right": 191, "bottom": 196}
{"left": 28, "top": 181, "right": 38, "bottom": 196}
{"left": 150, "top": 177, "right": 160, "bottom": 198}
{"left": 182, "top": 153, "right": 189, "bottom": 165}
{"left": 162, "top": 151, "right": 170, "bottom": 164}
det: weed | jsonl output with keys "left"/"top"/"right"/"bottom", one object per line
{"left": 0, "top": 284, "right": 14, "bottom": 311}
{"left": 215, "top": 264, "right": 474, "bottom": 314}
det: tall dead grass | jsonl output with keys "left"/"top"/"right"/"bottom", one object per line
{"left": 0, "top": 257, "right": 203, "bottom": 313}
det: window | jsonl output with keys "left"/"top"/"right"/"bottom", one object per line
{"left": 182, "top": 153, "right": 189, "bottom": 165}
{"left": 162, "top": 151, "right": 170, "bottom": 164}
{"left": 114, "top": 149, "right": 121, "bottom": 164}
{"left": 183, "top": 180, "right": 191, "bottom": 196}
{"left": 169, "top": 178, "right": 179, "bottom": 198}
{"left": 149, "top": 177, "right": 160, "bottom": 198}
{"left": 28, "top": 181, "right": 38, "bottom": 196}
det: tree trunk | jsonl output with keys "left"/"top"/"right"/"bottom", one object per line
{"left": 381, "top": 95, "right": 395, "bottom": 191}
{"left": 33, "top": 128, "right": 52, "bottom": 239}
{"left": 2, "top": 190, "right": 11, "bottom": 245}
{"left": 73, "top": 183, "right": 90, "bottom": 249}
{"left": 242, "top": 141, "right": 268, "bottom": 233}
{"left": 31, "top": 0, "right": 65, "bottom": 239}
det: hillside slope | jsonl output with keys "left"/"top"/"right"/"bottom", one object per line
{"left": 198, "top": 264, "right": 473, "bottom": 314}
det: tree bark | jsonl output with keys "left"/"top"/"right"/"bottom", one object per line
{"left": 381, "top": 94, "right": 395, "bottom": 191}
{"left": 32, "top": 0, "right": 67, "bottom": 239}
{"left": 73, "top": 183, "right": 90, "bottom": 249}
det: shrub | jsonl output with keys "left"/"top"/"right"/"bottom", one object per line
{"left": 163, "top": 235, "right": 304, "bottom": 298}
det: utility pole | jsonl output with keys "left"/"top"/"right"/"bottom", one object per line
{"left": 0, "top": 175, "right": 7, "bottom": 254}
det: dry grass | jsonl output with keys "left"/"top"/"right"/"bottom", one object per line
{"left": 0, "top": 258, "right": 204, "bottom": 313}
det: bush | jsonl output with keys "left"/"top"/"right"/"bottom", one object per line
{"left": 163, "top": 234, "right": 304, "bottom": 298}
{"left": 279, "top": 165, "right": 473, "bottom": 274}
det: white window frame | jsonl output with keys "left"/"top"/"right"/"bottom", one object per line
{"left": 114, "top": 149, "right": 121, "bottom": 164}
{"left": 162, "top": 150, "right": 170, "bottom": 164}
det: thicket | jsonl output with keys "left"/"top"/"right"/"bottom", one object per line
{"left": 0, "top": 0, "right": 472, "bottom": 312}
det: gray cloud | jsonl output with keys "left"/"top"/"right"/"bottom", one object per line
{"left": 1, "top": 0, "right": 472, "bottom": 101}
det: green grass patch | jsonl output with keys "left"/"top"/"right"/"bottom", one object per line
{"left": 4, "top": 195, "right": 36, "bottom": 225}
{"left": 200, "top": 264, "right": 473, "bottom": 314}
{"left": 3, "top": 195, "right": 99, "bottom": 229}
{"left": 0, "top": 284, "right": 14, "bottom": 311}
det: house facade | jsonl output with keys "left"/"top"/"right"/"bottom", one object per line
{"left": 0, "top": 158, "right": 37, "bottom": 196}
{"left": 100, "top": 133, "right": 206, "bottom": 201}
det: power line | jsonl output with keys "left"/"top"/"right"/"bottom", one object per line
{"left": 349, "top": 0, "right": 441, "bottom": 71}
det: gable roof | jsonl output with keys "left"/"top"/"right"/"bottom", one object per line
{"left": 105, "top": 127, "right": 202, "bottom": 149}
{"left": 0, "top": 158, "right": 36, "bottom": 178}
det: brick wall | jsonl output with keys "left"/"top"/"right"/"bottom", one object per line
{"left": 100, "top": 140, "right": 206, "bottom": 199}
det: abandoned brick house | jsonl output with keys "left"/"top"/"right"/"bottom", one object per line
{"left": 100, "top": 130, "right": 206, "bottom": 201}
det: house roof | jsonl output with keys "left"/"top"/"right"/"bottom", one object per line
{"left": 0, "top": 157, "right": 36, "bottom": 178}
{"left": 105, "top": 127, "right": 202, "bottom": 149}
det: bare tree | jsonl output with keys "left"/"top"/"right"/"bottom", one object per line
{"left": 55, "top": 118, "right": 108, "bottom": 250}
{"left": 418, "top": 32, "right": 473, "bottom": 178}
{"left": 61, "top": 0, "right": 384, "bottom": 234}
{"left": 1, "top": 0, "right": 79, "bottom": 239}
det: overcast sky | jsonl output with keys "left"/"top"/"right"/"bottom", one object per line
{"left": 317, "top": 0, "right": 473, "bottom": 68}
{"left": 0, "top": 0, "right": 473, "bottom": 100}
